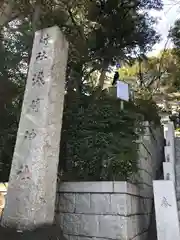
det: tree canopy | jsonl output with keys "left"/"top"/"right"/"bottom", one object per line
{"left": 0, "top": 0, "right": 163, "bottom": 91}
{"left": 0, "top": 0, "right": 163, "bottom": 181}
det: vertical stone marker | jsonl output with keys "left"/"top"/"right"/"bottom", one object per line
{"left": 153, "top": 180, "right": 180, "bottom": 240}
{"left": 165, "top": 122, "right": 175, "bottom": 162}
{"left": 163, "top": 162, "right": 175, "bottom": 182}
{"left": 1, "top": 26, "right": 68, "bottom": 229}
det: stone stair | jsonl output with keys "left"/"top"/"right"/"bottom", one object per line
{"left": 175, "top": 137, "right": 180, "bottom": 219}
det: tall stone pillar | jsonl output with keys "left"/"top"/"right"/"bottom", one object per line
{"left": 1, "top": 26, "right": 68, "bottom": 229}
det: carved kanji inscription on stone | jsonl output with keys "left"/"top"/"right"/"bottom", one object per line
{"left": 32, "top": 70, "right": 45, "bottom": 87}
{"left": 30, "top": 98, "right": 41, "bottom": 112}
{"left": 24, "top": 129, "right": 36, "bottom": 140}
{"left": 40, "top": 34, "right": 50, "bottom": 46}
{"left": 36, "top": 50, "right": 47, "bottom": 61}
{"left": 17, "top": 165, "right": 31, "bottom": 181}
{"left": 166, "top": 173, "right": 170, "bottom": 180}
{"left": 161, "top": 197, "right": 171, "bottom": 208}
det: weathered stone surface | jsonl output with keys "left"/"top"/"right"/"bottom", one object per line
{"left": 77, "top": 237, "right": 110, "bottom": 240}
{"left": 59, "top": 182, "right": 113, "bottom": 193}
{"left": 2, "top": 26, "right": 68, "bottom": 229}
{"left": 176, "top": 188, "right": 180, "bottom": 200}
{"left": 56, "top": 120, "right": 164, "bottom": 240}
{"left": 61, "top": 213, "right": 99, "bottom": 236}
{"left": 80, "top": 214, "right": 99, "bottom": 236}
{"left": 90, "top": 194, "right": 111, "bottom": 214}
{"left": 133, "top": 169, "right": 153, "bottom": 187}
{"left": 97, "top": 215, "right": 127, "bottom": 239}
{"left": 175, "top": 137, "right": 180, "bottom": 151}
{"left": 138, "top": 158, "right": 153, "bottom": 176}
{"left": 175, "top": 163, "right": 180, "bottom": 172}
{"left": 132, "top": 231, "right": 148, "bottom": 240}
{"left": 64, "top": 235, "right": 110, "bottom": 240}
{"left": 126, "top": 215, "right": 149, "bottom": 239}
{"left": 113, "top": 182, "right": 140, "bottom": 196}
{"left": 165, "top": 123, "right": 175, "bottom": 158}
{"left": 138, "top": 214, "right": 150, "bottom": 232}
{"left": 75, "top": 194, "right": 91, "bottom": 213}
{"left": 61, "top": 213, "right": 82, "bottom": 235}
{"left": 110, "top": 194, "right": 127, "bottom": 215}
{"left": 165, "top": 146, "right": 174, "bottom": 163}
{"left": 153, "top": 180, "right": 180, "bottom": 240}
{"left": 131, "top": 196, "right": 152, "bottom": 215}
{"left": 176, "top": 200, "right": 180, "bottom": 210}
{"left": 137, "top": 183, "right": 153, "bottom": 198}
{"left": 127, "top": 215, "right": 138, "bottom": 239}
{"left": 142, "top": 138, "right": 154, "bottom": 156}
{"left": 64, "top": 235, "right": 78, "bottom": 240}
{"left": 59, "top": 194, "right": 75, "bottom": 213}
{"left": 60, "top": 213, "right": 128, "bottom": 239}
{"left": 58, "top": 192, "right": 152, "bottom": 218}
{"left": 140, "top": 198, "right": 152, "bottom": 214}
{"left": 138, "top": 143, "right": 151, "bottom": 159}
{"left": 175, "top": 137, "right": 180, "bottom": 205}
{"left": 113, "top": 181, "right": 128, "bottom": 193}
{"left": 163, "top": 162, "right": 175, "bottom": 182}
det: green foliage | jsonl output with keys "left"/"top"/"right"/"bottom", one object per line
{"left": 0, "top": 21, "right": 28, "bottom": 181}
{"left": 117, "top": 48, "right": 180, "bottom": 94}
{"left": 3, "top": 0, "right": 163, "bottom": 91}
{"left": 60, "top": 92, "right": 149, "bottom": 181}
{"left": 135, "top": 98, "right": 161, "bottom": 125}
{"left": 0, "top": 103, "right": 19, "bottom": 182}
{"left": 0, "top": 0, "right": 163, "bottom": 181}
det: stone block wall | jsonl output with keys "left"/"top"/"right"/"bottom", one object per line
{"left": 55, "top": 182, "right": 152, "bottom": 240}
{"left": 134, "top": 123, "right": 164, "bottom": 197}
{"left": 55, "top": 123, "right": 164, "bottom": 240}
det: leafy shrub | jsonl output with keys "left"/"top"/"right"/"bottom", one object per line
{"left": 0, "top": 89, "right": 160, "bottom": 182}
{"left": 59, "top": 92, "right": 146, "bottom": 181}
{"left": 135, "top": 98, "right": 161, "bottom": 126}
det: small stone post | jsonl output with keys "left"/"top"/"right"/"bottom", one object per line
{"left": 153, "top": 180, "right": 180, "bottom": 240}
{"left": 1, "top": 26, "right": 68, "bottom": 229}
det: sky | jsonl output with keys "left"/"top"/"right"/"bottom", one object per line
{"left": 148, "top": 0, "right": 180, "bottom": 56}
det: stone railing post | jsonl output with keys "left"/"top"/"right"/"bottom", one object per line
{"left": 1, "top": 26, "right": 68, "bottom": 229}
{"left": 153, "top": 121, "right": 180, "bottom": 240}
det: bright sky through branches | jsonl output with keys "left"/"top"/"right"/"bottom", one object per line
{"left": 148, "top": 0, "right": 180, "bottom": 56}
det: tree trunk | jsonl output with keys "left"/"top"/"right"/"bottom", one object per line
{"left": 92, "top": 62, "right": 109, "bottom": 99}
{"left": 32, "top": 1, "right": 41, "bottom": 34}
{"left": 138, "top": 59, "right": 143, "bottom": 87}
{"left": 98, "top": 61, "right": 109, "bottom": 90}
{"left": 98, "top": 69, "right": 106, "bottom": 90}
{"left": 0, "top": 0, "right": 19, "bottom": 30}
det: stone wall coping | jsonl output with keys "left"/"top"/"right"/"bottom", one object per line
{"left": 58, "top": 181, "right": 140, "bottom": 195}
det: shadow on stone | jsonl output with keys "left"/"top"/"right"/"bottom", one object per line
{"left": 0, "top": 224, "right": 67, "bottom": 240}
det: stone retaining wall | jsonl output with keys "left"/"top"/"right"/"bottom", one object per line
{"left": 55, "top": 123, "right": 164, "bottom": 240}
{"left": 56, "top": 182, "right": 152, "bottom": 240}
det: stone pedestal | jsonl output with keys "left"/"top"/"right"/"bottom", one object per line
{"left": 1, "top": 26, "right": 68, "bottom": 229}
